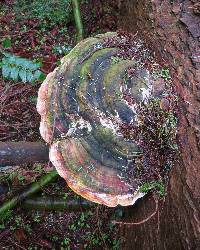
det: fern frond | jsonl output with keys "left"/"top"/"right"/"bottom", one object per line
{"left": 0, "top": 53, "right": 46, "bottom": 84}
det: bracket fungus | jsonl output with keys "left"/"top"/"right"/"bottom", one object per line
{"left": 37, "top": 32, "right": 176, "bottom": 207}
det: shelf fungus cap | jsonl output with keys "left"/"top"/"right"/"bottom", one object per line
{"left": 37, "top": 32, "right": 160, "bottom": 207}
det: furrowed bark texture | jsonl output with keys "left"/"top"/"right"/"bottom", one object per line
{"left": 118, "top": 0, "right": 200, "bottom": 249}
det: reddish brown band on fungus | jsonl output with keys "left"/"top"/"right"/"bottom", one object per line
{"left": 50, "top": 140, "right": 145, "bottom": 207}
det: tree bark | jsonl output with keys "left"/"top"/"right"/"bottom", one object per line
{"left": 118, "top": 0, "right": 200, "bottom": 249}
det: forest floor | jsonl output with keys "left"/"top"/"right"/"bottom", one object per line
{"left": 0, "top": 1, "right": 122, "bottom": 249}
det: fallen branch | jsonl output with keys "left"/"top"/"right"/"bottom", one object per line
{"left": 22, "top": 197, "right": 93, "bottom": 211}
{"left": 0, "top": 171, "right": 58, "bottom": 217}
{"left": 0, "top": 141, "right": 49, "bottom": 167}
{"left": 72, "top": 0, "right": 84, "bottom": 42}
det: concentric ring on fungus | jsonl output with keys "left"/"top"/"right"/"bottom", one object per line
{"left": 37, "top": 32, "right": 163, "bottom": 207}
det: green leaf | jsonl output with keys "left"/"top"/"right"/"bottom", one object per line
{"left": 39, "top": 72, "right": 46, "bottom": 81}
{"left": 19, "top": 69, "right": 27, "bottom": 82}
{"left": 16, "top": 58, "right": 40, "bottom": 71}
{"left": 2, "top": 38, "right": 12, "bottom": 48}
{"left": 56, "top": 59, "right": 61, "bottom": 66}
{"left": 2, "top": 57, "right": 9, "bottom": 65}
{"left": 28, "top": 62, "right": 40, "bottom": 71}
{"left": 1, "top": 53, "right": 45, "bottom": 82}
{"left": 27, "top": 71, "right": 34, "bottom": 83}
{"left": 29, "top": 96, "right": 37, "bottom": 103}
{"left": 17, "top": 58, "right": 29, "bottom": 68}
{"left": 10, "top": 67, "right": 19, "bottom": 81}
{"left": 2, "top": 65, "right": 11, "bottom": 78}
{"left": 33, "top": 70, "right": 46, "bottom": 81}
{"left": 31, "top": 60, "right": 42, "bottom": 70}
{"left": 33, "top": 70, "right": 41, "bottom": 80}
{"left": 7, "top": 55, "right": 16, "bottom": 64}
{"left": 1, "top": 51, "right": 11, "bottom": 57}
{"left": 25, "top": 60, "right": 36, "bottom": 70}
{"left": 139, "top": 181, "right": 165, "bottom": 197}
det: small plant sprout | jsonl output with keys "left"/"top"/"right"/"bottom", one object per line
{"left": 2, "top": 38, "right": 12, "bottom": 48}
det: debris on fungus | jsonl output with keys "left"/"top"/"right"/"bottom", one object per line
{"left": 37, "top": 32, "right": 178, "bottom": 207}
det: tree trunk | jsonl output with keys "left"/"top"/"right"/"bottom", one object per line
{"left": 118, "top": 0, "right": 200, "bottom": 249}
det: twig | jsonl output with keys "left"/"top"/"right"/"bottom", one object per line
{"left": 0, "top": 171, "right": 58, "bottom": 216}
{"left": 0, "top": 85, "right": 32, "bottom": 103}
{"left": 72, "top": 0, "right": 84, "bottom": 42}
{"left": 9, "top": 238, "right": 27, "bottom": 250}
{"left": 112, "top": 196, "right": 158, "bottom": 226}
